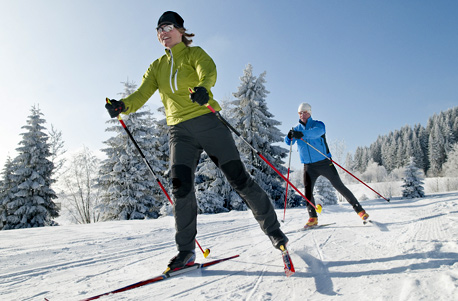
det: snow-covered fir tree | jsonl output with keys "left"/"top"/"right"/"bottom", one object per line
{"left": 351, "top": 106, "right": 458, "bottom": 177}
{"left": 428, "top": 121, "right": 446, "bottom": 176}
{"left": 442, "top": 143, "right": 458, "bottom": 177}
{"left": 0, "top": 156, "right": 14, "bottom": 229}
{"left": 97, "top": 81, "right": 167, "bottom": 220}
{"left": 1, "top": 106, "right": 59, "bottom": 230}
{"left": 229, "top": 64, "right": 290, "bottom": 208}
{"left": 344, "top": 153, "right": 357, "bottom": 184}
{"left": 402, "top": 157, "right": 425, "bottom": 199}
{"left": 314, "top": 176, "right": 338, "bottom": 205}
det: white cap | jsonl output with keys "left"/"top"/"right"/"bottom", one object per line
{"left": 298, "top": 102, "right": 312, "bottom": 114}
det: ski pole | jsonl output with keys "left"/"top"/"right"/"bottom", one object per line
{"left": 281, "top": 140, "right": 293, "bottom": 222}
{"left": 299, "top": 138, "right": 390, "bottom": 202}
{"left": 105, "top": 98, "right": 211, "bottom": 257}
{"left": 188, "top": 89, "right": 322, "bottom": 213}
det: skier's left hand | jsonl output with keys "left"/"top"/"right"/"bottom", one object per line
{"left": 190, "top": 87, "right": 209, "bottom": 106}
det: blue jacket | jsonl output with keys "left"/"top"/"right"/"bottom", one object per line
{"left": 284, "top": 118, "right": 331, "bottom": 164}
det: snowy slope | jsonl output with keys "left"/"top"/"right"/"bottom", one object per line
{"left": 1, "top": 192, "right": 458, "bottom": 301}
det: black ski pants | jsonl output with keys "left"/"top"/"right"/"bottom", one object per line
{"left": 169, "top": 113, "right": 280, "bottom": 251}
{"left": 303, "top": 159, "right": 363, "bottom": 218}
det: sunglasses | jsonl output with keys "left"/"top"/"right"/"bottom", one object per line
{"left": 157, "top": 24, "right": 174, "bottom": 34}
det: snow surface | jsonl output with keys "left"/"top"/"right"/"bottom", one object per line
{"left": 1, "top": 191, "right": 458, "bottom": 301}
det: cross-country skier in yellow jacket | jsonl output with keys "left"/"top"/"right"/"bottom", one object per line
{"left": 105, "top": 11, "right": 288, "bottom": 272}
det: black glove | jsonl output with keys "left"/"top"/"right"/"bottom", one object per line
{"left": 105, "top": 99, "right": 126, "bottom": 118}
{"left": 288, "top": 130, "right": 304, "bottom": 139}
{"left": 190, "top": 87, "right": 209, "bottom": 106}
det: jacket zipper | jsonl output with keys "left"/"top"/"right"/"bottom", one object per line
{"left": 168, "top": 49, "right": 177, "bottom": 93}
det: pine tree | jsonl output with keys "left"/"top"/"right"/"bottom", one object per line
{"left": 353, "top": 147, "right": 366, "bottom": 173}
{"left": 352, "top": 106, "right": 458, "bottom": 177}
{"left": 229, "top": 64, "right": 289, "bottom": 208}
{"left": 428, "top": 121, "right": 446, "bottom": 176}
{"left": 1, "top": 106, "right": 59, "bottom": 230}
{"left": 344, "top": 153, "right": 357, "bottom": 184}
{"left": 97, "top": 81, "right": 166, "bottom": 220}
{"left": 314, "top": 176, "right": 338, "bottom": 205}
{"left": 415, "top": 124, "right": 429, "bottom": 171}
{"left": 0, "top": 157, "right": 14, "bottom": 229}
{"left": 402, "top": 157, "right": 425, "bottom": 199}
{"left": 452, "top": 108, "right": 458, "bottom": 143}
{"left": 381, "top": 138, "right": 396, "bottom": 172}
{"left": 442, "top": 144, "right": 458, "bottom": 177}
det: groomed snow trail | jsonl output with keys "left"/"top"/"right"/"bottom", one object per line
{"left": 1, "top": 192, "right": 458, "bottom": 300}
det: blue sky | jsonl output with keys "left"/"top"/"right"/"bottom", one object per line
{"left": 1, "top": 0, "right": 457, "bottom": 170}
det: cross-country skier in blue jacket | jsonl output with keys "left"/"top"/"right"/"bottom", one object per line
{"left": 285, "top": 103, "right": 369, "bottom": 228}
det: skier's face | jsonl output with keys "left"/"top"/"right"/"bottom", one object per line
{"left": 298, "top": 111, "right": 311, "bottom": 123}
{"left": 157, "top": 24, "right": 182, "bottom": 49}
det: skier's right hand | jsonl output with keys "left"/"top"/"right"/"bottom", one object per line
{"left": 287, "top": 130, "right": 304, "bottom": 140}
{"left": 105, "top": 99, "right": 126, "bottom": 118}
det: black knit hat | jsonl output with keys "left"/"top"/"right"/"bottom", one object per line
{"left": 157, "top": 11, "right": 184, "bottom": 28}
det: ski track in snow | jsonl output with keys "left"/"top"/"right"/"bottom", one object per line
{"left": 1, "top": 192, "right": 458, "bottom": 300}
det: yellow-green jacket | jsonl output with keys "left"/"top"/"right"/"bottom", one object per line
{"left": 122, "top": 42, "right": 222, "bottom": 125}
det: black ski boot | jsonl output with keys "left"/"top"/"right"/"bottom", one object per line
{"left": 165, "top": 250, "right": 196, "bottom": 273}
{"left": 267, "top": 228, "right": 289, "bottom": 250}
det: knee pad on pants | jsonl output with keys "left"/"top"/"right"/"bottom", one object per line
{"left": 171, "top": 164, "right": 193, "bottom": 198}
{"left": 220, "top": 160, "right": 250, "bottom": 190}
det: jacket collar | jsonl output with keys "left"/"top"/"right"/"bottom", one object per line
{"left": 299, "top": 117, "right": 313, "bottom": 128}
{"left": 165, "top": 42, "right": 186, "bottom": 58}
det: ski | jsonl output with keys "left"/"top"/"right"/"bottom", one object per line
{"left": 74, "top": 254, "right": 239, "bottom": 301}
{"left": 302, "top": 222, "right": 336, "bottom": 231}
{"left": 284, "top": 222, "right": 336, "bottom": 234}
{"left": 280, "top": 245, "right": 295, "bottom": 277}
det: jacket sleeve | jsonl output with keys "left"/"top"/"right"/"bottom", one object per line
{"left": 122, "top": 62, "right": 159, "bottom": 115}
{"left": 284, "top": 135, "right": 297, "bottom": 146}
{"left": 285, "top": 136, "right": 292, "bottom": 145}
{"left": 303, "top": 120, "right": 326, "bottom": 139}
{"left": 191, "top": 47, "right": 217, "bottom": 90}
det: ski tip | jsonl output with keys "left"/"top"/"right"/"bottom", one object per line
{"left": 284, "top": 269, "right": 295, "bottom": 277}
